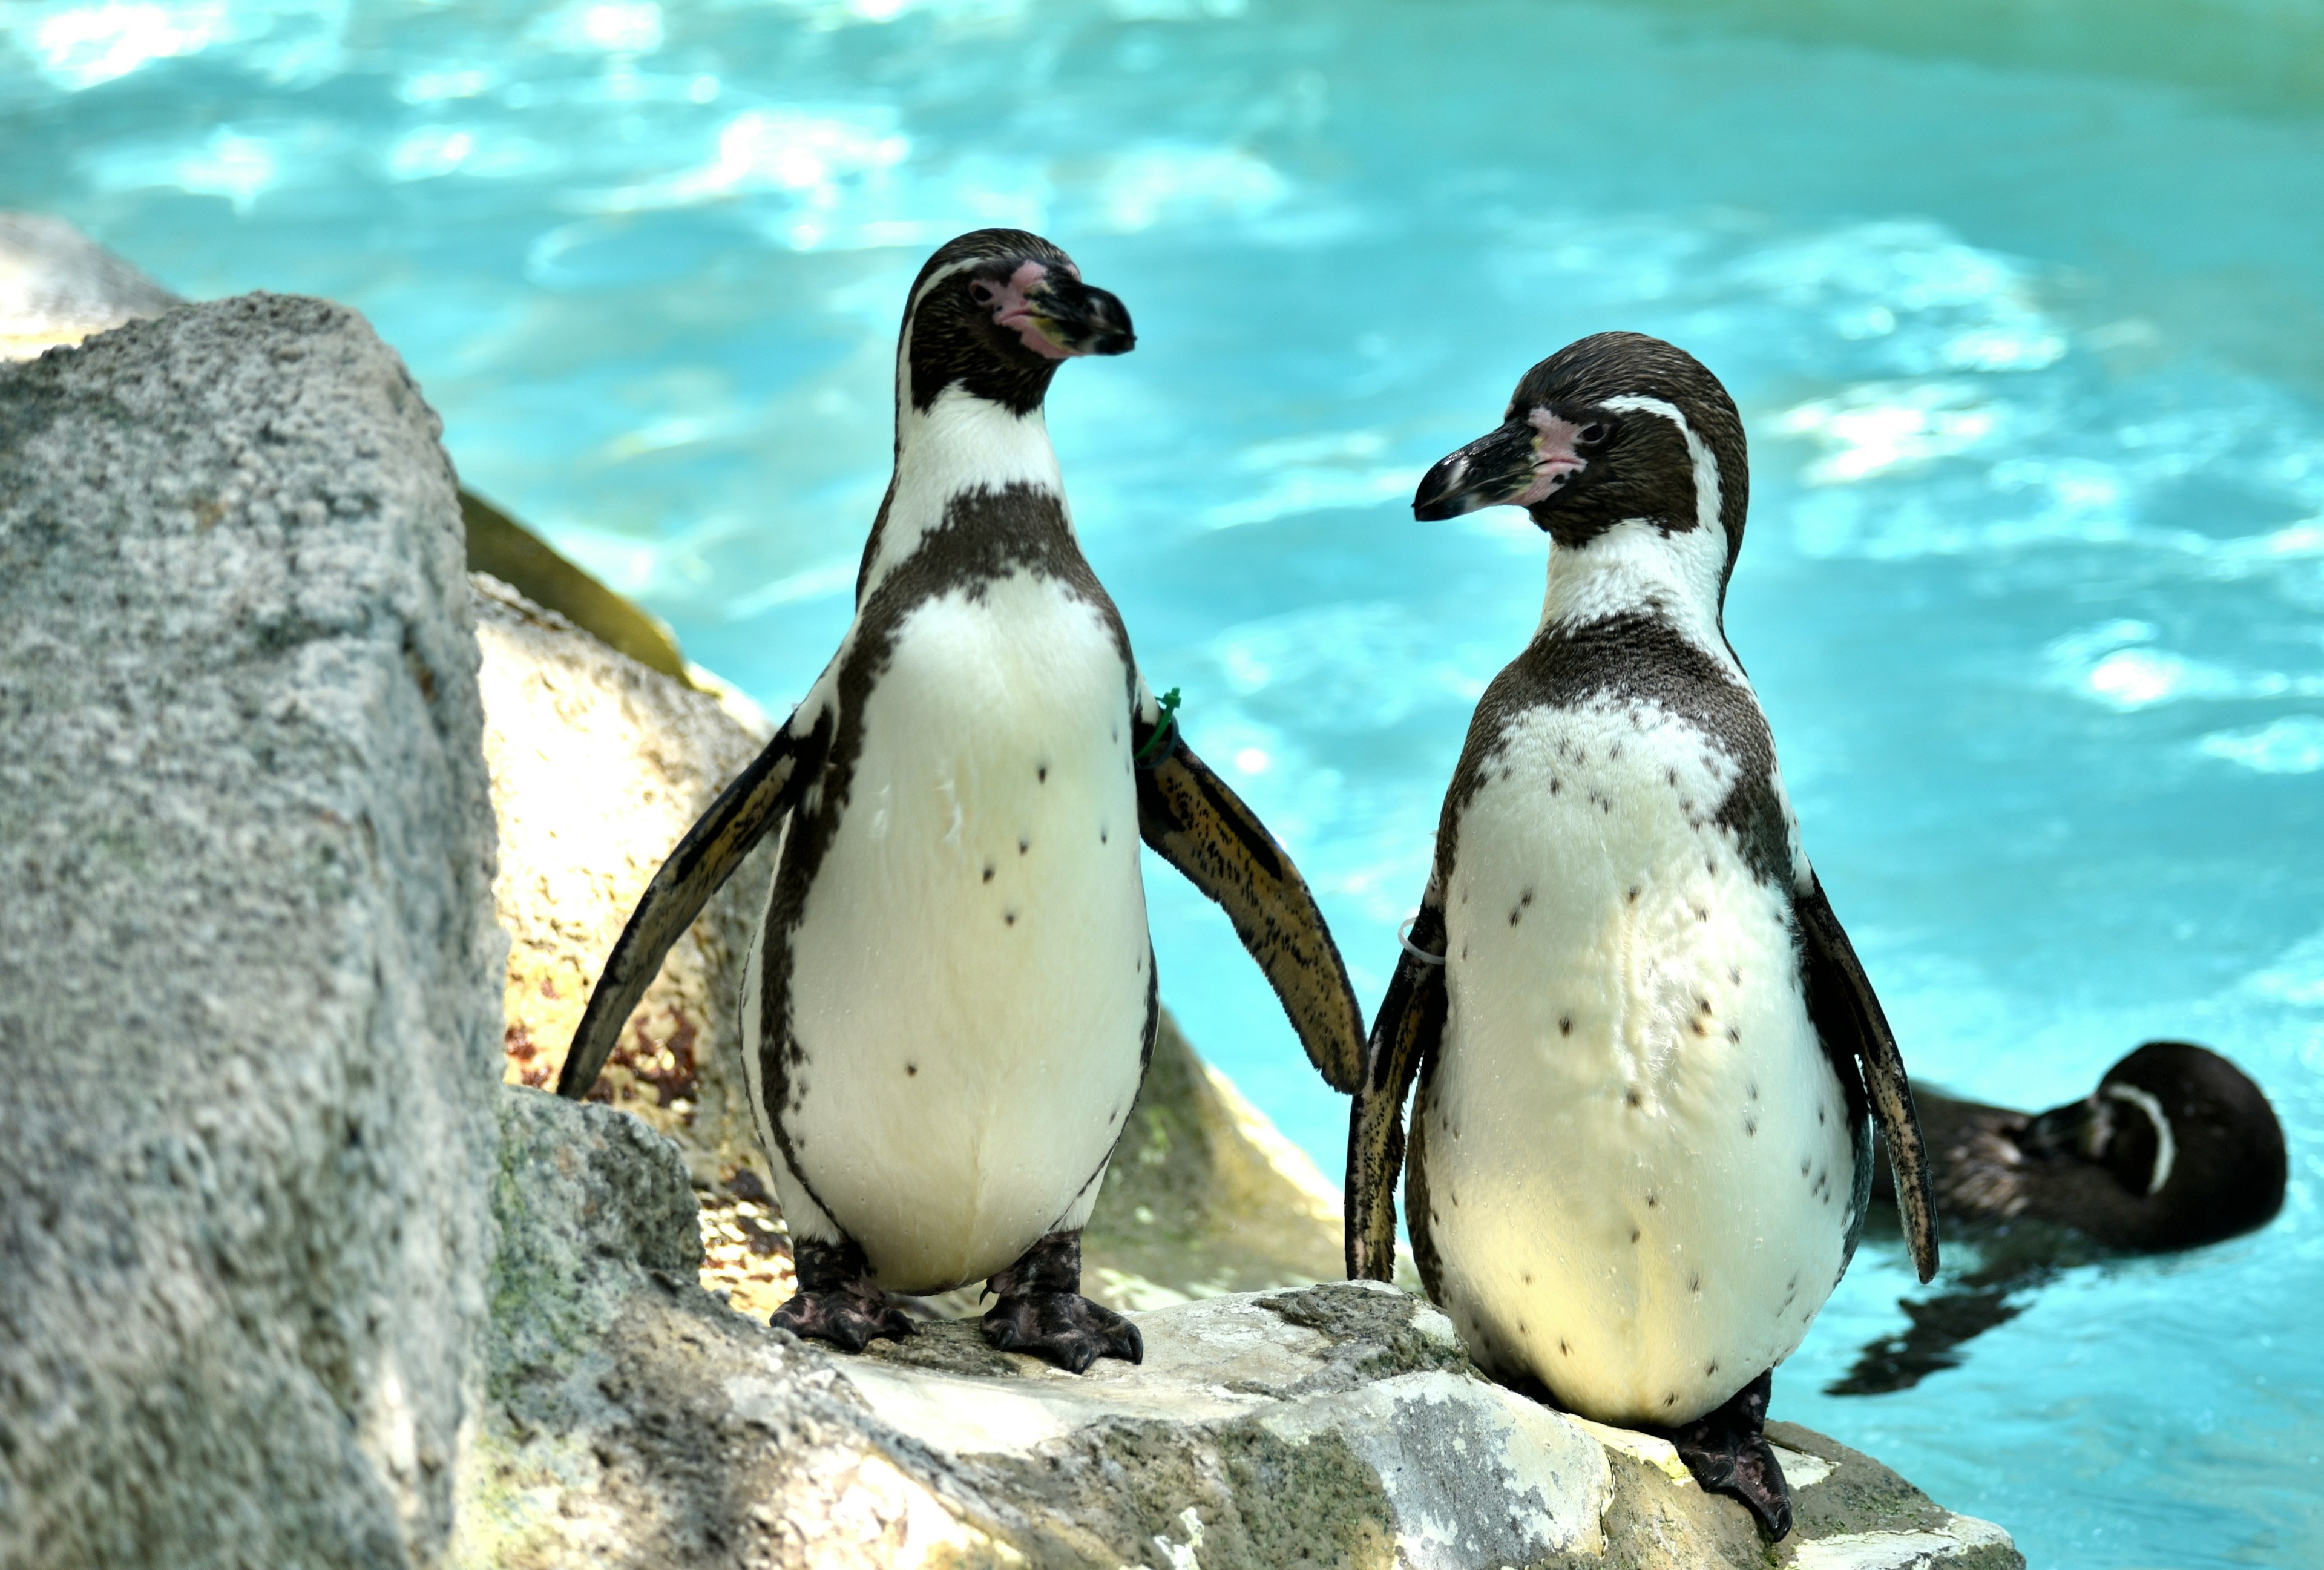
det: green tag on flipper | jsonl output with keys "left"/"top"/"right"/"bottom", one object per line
{"left": 1133, "top": 686, "right": 1183, "bottom": 765}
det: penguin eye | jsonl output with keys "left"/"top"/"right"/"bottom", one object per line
{"left": 970, "top": 280, "right": 998, "bottom": 307}
{"left": 1578, "top": 422, "right": 1609, "bottom": 445}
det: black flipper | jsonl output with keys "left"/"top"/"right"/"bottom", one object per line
{"left": 981, "top": 1230, "right": 1143, "bottom": 1374}
{"left": 1132, "top": 701, "right": 1365, "bottom": 1094}
{"left": 1795, "top": 874, "right": 1940, "bottom": 1283}
{"left": 557, "top": 711, "right": 830, "bottom": 1099}
{"left": 1668, "top": 1369, "right": 1793, "bottom": 1540}
{"left": 1345, "top": 892, "right": 1447, "bottom": 1280}
{"left": 772, "top": 1236, "right": 917, "bottom": 1352}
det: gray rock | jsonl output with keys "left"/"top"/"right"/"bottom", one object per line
{"left": 470, "top": 1087, "right": 2021, "bottom": 1569}
{"left": 0, "top": 295, "right": 504, "bottom": 1570}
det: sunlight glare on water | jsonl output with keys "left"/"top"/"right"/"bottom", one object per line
{"left": 8, "top": 1, "right": 2324, "bottom": 1562}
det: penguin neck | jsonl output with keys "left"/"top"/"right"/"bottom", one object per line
{"left": 1535, "top": 515, "right": 1735, "bottom": 671}
{"left": 859, "top": 381, "right": 1069, "bottom": 603}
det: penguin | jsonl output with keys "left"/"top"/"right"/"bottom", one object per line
{"left": 1833, "top": 1041, "right": 2285, "bottom": 1396}
{"left": 1879, "top": 1039, "right": 2286, "bottom": 1253}
{"left": 559, "top": 229, "right": 1365, "bottom": 1374}
{"left": 1344, "top": 332, "right": 1940, "bottom": 1539}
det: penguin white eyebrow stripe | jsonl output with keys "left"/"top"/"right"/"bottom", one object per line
{"left": 2102, "top": 1082, "right": 2177, "bottom": 1195}
{"left": 1600, "top": 393, "right": 1722, "bottom": 539}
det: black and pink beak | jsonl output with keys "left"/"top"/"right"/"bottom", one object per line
{"left": 985, "top": 261, "right": 1135, "bottom": 360}
{"left": 1413, "top": 409, "right": 1587, "bottom": 521}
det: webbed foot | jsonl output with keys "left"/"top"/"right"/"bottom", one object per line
{"left": 770, "top": 1237, "right": 916, "bottom": 1353}
{"left": 1669, "top": 1368, "right": 1792, "bottom": 1540}
{"left": 980, "top": 1229, "right": 1143, "bottom": 1374}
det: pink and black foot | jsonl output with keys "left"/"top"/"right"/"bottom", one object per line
{"left": 981, "top": 1230, "right": 1143, "bottom": 1374}
{"left": 1667, "top": 1369, "right": 1793, "bottom": 1539}
{"left": 770, "top": 1237, "right": 917, "bottom": 1352}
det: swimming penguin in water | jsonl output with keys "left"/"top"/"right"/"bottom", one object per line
{"left": 1882, "top": 1039, "right": 2286, "bottom": 1251}
{"left": 1833, "top": 1040, "right": 2285, "bottom": 1396}
{"left": 560, "top": 230, "right": 1365, "bottom": 1373}
{"left": 1345, "top": 332, "right": 1940, "bottom": 1539}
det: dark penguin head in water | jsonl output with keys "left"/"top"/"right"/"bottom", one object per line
{"left": 2007, "top": 1040, "right": 2286, "bottom": 1251}
{"left": 1889, "top": 1040, "right": 2286, "bottom": 1254}
{"left": 1842, "top": 1041, "right": 2284, "bottom": 1396}
{"left": 1411, "top": 331, "right": 1752, "bottom": 604}
{"left": 894, "top": 228, "right": 1134, "bottom": 419}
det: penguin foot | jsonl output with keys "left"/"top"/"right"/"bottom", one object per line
{"left": 982, "top": 1290, "right": 1144, "bottom": 1373}
{"left": 770, "top": 1236, "right": 916, "bottom": 1353}
{"left": 980, "top": 1229, "right": 1143, "bottom": 1374}
{"left": 770, "top": 1284, "right": 917, "bottom": 1352}
{"left": 1668, "top": 1368, "right": 1793, "bottom": 1540}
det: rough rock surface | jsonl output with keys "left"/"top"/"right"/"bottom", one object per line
{"left": 468, "top": 1088, "right": 2022, "bottom": 1569}
{"left": 0, "top": 297, "right": 504, "bottom": 1568}
{"left": 474, "top": 576, "right": 1353, "bottom": 1321}
{"left": 0, "top": 210, "right": 691, "bottom": 677}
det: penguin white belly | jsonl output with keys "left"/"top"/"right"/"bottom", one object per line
{"left": 1420, "top": 697, "right": 1856, "bottom": 1426}
{"left": 772, "top": 570, "right": 1150, "bottom": 1293}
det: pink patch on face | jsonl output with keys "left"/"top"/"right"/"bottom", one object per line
{"left": 1514, "top": 407, "right": 1587, "bottom": 505}
{"left": 983, "top": 260, "right": 1072, "bottom": 360}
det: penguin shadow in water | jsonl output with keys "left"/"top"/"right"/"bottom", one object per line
{"left": 1832, "top": 1040, "right": 2287, "bottom": 1396}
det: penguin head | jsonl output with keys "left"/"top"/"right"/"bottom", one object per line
{"left": 896, "top": 229, "right": 1134, "bottom": 418}
{"left": 1413, "top": 332, "right": 1750, "bottom": 574}
{"left": 2017, "top": 1040, "right": 2286, "bottom": 1249}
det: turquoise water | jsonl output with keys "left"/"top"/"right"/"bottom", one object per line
{"left": 8, "top": 1, "right": 2323, "bottom": 1560}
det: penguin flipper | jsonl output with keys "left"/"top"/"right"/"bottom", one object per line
{"left": 1796, "top": 875, "right": 1940, "bottom": 1282}
{"left": 558, "top": 711, "right": 830, "bottom": 1100}
{"left": 1132, "top": 709, "right": 1365, "bottom": 1094}
{"left": 1345, "top": 895, "right": 1446, "bottom": 1280}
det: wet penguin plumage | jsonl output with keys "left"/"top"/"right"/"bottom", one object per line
{"left": 562, "top": 230, "right": 1365, "bottom": 1373}
{"left": 1347, "top": 332, "right": 1939, "bottom": 1538}
{"left": 1883, "top": 1039, "right": 2286, "bottom": 1252}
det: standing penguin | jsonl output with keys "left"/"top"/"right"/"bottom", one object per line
{"left": 561, "top": 230, "right": 1365, "bottom": 1373}
{"left": 1345, "top": 332, "right": 1940, "bottom": 1537}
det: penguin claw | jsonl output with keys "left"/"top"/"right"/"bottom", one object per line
{"left": 1668, "top": 1369, "right": 1793, "bottom": 1540}
{"left": 770, "top": 1285, "right": 918, "bottom": 1353}
{"left": 982, "top": 1292, "right": 1144, "bottom": 1373}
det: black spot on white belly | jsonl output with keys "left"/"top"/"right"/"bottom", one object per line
{"left": 983, "top": 863, "right": 995, "bottom": 882}
{"left": 905, "top": 1063, "right": 917, "bottom": 1076}
{"left": 1005, "top": 909, "right": 1018, "bottom": 925}
{"left": 1018, "top": 836, "right": 1029, "bottom": 855}
{"left": 1558, "top": 1014, "right": 1572, "bottom": 1035}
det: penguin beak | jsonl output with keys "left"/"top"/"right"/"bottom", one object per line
{"left": 1413, "top": 416, "right": 1578, "bottom": 521}
{"left": 1022, "top": 275, "right": 1136, "bottom": 359}
{"left": 2018, "top": 1096, "right": 2104, "bottom": 1163}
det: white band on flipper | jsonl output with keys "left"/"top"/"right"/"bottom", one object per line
{"left": 1398, "top": 915, "right": 1447, "bottom": 967}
